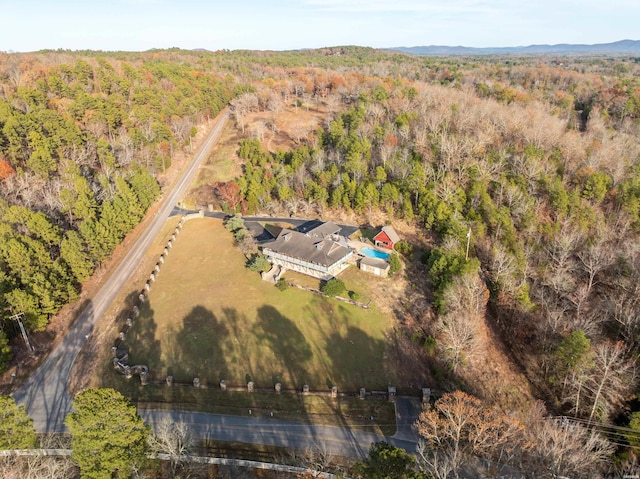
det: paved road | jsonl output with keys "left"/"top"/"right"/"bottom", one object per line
{"left": 393, "top": 397, "right": 422, "bottom": 442}
{"left": 12, "top": 110, "right": 230, "bottom": 433}
{"left": 142, "top": 409, "right": 417, "bottom": 459}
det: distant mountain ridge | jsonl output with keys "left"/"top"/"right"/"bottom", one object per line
{"left": 390, "top": 39, "right": 640, "bottom": 56}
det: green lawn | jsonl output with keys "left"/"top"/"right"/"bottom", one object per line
{"left": 124, "top": 218, "right": 395, "bottom": 393}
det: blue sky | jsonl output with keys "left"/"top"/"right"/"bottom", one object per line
{"left": 1, "top": 0, "right": 638, "bottom": 52}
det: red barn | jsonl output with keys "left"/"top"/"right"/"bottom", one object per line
{"left": 373, "top": 225, "right": 400, "bottom": 250}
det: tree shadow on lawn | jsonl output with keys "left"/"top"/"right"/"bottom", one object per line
{"left": 325, "top": 326, "right": 389, "bottom": 391}
{"left": 253, "top": 305, "right": 316, "bottom": 389}
{"left": 168, "top": 305, "right": 230, "bottom": 386}
{"left": 221, "top": 307, "right": 256, "bottom": 386}
{"left": 304, "top": 296, "right": 345, "bottom": 337}
{"left": 126, "top": 300, "right": 163, "bottom": 378}
{"left": 303, "top": 298, "right": 391, "bottom": 391}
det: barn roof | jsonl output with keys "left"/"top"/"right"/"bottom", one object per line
{"left": 374, "top": 225, "right": 401, "bottom": 244}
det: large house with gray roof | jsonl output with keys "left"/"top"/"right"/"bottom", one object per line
{"left": 261, "top": 222, "right": 353, "bottom": 280}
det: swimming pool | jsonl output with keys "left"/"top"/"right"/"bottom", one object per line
{"left": 361, "top": 247, "right": 390, "bottom": 260}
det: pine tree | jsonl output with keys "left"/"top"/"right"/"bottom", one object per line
{"left": 0, "top": 330, "right": 12, "bottom": 374}
{"left": 0, "top": 395, "right": 37, "bottom": 449}
{"left": 66, "top": 388, "right": 149, "bottom": 479}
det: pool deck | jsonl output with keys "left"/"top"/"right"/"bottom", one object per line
{"left": 348, "top": 240, "right": 391, "bottom": 260}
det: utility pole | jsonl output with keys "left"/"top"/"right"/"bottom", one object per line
{"left": 465, "top": 227, "right": 471, "bottom": 261}
{"left": 10, "top": 312, "right": 33, "bottom": 353}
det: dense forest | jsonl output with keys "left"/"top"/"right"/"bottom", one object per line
{"left": 2, "top": 46, "right": 640, "bottom": 476}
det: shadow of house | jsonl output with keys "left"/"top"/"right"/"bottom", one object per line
{"left": 244, "top": 221, "right": 278, "bottom": 243}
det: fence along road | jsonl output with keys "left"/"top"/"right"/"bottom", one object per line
{"left": 12, "top": 109, "right": 230, "bottom": 433}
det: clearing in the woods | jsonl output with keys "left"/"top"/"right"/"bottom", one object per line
{"left": 123, "top": 218, "right": 395, "bottom": 392}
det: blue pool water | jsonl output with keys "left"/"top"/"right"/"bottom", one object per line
{"left": 361, "top": 247, "right": 390, "bottom": 260}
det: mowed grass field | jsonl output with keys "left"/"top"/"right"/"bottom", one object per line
{"left": 125, "top": 218, "right": 395, "bottom": 392}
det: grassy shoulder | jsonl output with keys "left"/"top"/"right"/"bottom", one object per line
{"left": 185, "top": 121, "right": 243, "bottom": 208}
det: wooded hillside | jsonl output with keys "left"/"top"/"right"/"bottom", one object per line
{"left": 212, "top": 49, "right": 640, "bottom": 461}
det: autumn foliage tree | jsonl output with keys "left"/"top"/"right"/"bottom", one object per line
{"left": 213, "top": 181, "right": 243, "bottom": 212}
{"left": 0, "top": 159, "right": 15, "bottom": 180}
{"left": 415, "top": 391, "right": 524, "bottom": 478}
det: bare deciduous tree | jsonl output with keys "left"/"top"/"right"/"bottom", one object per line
{"left": 436, "top": 313, "right": 480, "bottom": 373}
{"left": 230, "top": 93, "right": 259, "bottom": 134}
{"left": 520, "top": 413, "right": 613, "bottom": 479}
{"left": 415, "top": 443, "right": 456, "bottom": 479}
{"left": 0, "top": 434, "right": 76, "bottom": 479}
{"left": 577, "top": 242, "right": 613, "bottom": 296}
{"left": 562, "top": 340, "right": 636, "bottom": 421}
{"left": 585, "top": 341, "right": 635, "bottom": 422}
{"left": 250, "top": 120, "right": 266, "bottom": 142}
{"left": 436, "top": 273, "right": 488, "bottom": 372}
{"left": 290, "top": 119, "right": 316, "bottom": 145}
{"left": 170, "top": 116, "right": 194, "bottom": 146}
{"left": 285, "top": 440, "right": 344, "bottom": 476}
{"left": 148, "top": 419, "right": 195, "bottom": 477}
{"left": 416, "top": 391, "right": 524, "bottom": 479}
{"left": 609, "top": 289, "right": 640, "bottom": 350}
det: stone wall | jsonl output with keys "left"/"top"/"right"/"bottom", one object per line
{"left": 112, "top": 216, "right": 187, "bottom": 383}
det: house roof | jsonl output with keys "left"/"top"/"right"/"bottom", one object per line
{"left": 360, "top": 256, "right": 390, "bottom": 270}
{"left": 374, "top": 225, "right": 401, "bottom": 244}
{"left": 263, "top": 224, "right": 283, "bottom": 239}
{"left": 305, "top": 221, "right": 341, "bottom": 239}
{"left": 262, "top": 227, "right": 352, "bottom": 268}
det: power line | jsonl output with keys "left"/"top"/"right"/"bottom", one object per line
{"left": 549, "top": 415, "right": 640, "bottom": 448}
{"left": 551, "top": 415, "right": 639, "bottom": 434}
